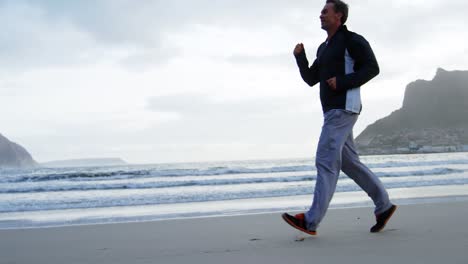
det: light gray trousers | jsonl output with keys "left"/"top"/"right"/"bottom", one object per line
{"left": 305, "top": 109, "right": 391, "bottom": 231}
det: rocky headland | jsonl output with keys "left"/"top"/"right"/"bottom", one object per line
{"left": 356, "top": 68, "right": 468, "bottom": 155}
{"left": 0, "top": 133, "right": 38, "bottom": 168}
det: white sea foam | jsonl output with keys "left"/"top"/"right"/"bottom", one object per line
{"left": 0, "top": 152, "right": 467, "bottom": 228}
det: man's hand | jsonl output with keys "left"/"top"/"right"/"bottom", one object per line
{"left": 293, "top": 43, "right": 304, "bottom": 56}
{"left": 327, "top": 77, "right": 337, "bottom": 90}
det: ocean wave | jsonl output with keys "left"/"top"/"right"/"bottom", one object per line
{"left": 3, "top": 157, "right": 468, "bottom": 184}
{"left": 0, "top": 174, "right": 317, "bottom": 193}
{"left": 0, "top": 165, "right": 316, "bottom": 183}
{"left": 1, "top": 167, "right": 465, "bottom": 194}
{"left": 375, "top": 168, "right": 464, "bottom": 177}
{"left": 2, "top": 177, "right": 468, "bottom": 213}
{"left": 367, "top": 159, "right": 468, "bottom": 169}
{"left": 0, "top": 170, "right": 151, "bottom": 183}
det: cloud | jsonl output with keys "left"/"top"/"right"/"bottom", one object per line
{"left": 226, "top": 53, "right": 292, "bottom": 67}
{"left": 0, "top": 1, "right": 179, "bottom": 72}
{"left": 0, "top": 2, "right": 95, "bottom": 71}
{"left": 144, "top": 93, "right": 322, "bottom": 147}
{"left": 1, "top": 0, "right": 468, "bottom": 163}
{"left": 1, "top": 0, "right": 323, "bottom": 72}
{"left": 147, "top": 93, "right": 321, "bottom": 118}
{"left": 4, "top": 0, "right": 466, "bottom": 72}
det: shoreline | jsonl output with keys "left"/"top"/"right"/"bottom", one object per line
{"left": 1, "top": 200, "right": 467, "bottom": 264}
{"left": 2, "top": 184, "right": 468, "bottom": 230}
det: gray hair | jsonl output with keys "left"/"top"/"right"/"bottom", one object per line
{"left": 326, "top": 0, "right": 349, "bottom": 24}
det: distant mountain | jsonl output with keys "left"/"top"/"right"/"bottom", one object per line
{"left": 42, "top": 158, "right": 128, "bottom": 168}
{"left": 356, "top": 68, "right": 468, "bottom": 155}
{"left": 0, "top": 133, "right": 38, "bottom": 168}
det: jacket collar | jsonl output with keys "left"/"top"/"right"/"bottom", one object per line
{"left": 326, "top": 24, "right": 348, "bottom": 43}
{"left": 338, "top": 24, "right": 348, "bottom": 33}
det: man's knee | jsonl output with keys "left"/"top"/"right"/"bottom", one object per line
{"left": 316, "top": 156, "right": 341, "bottom": 175}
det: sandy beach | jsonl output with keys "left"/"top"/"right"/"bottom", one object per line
{"left": 1, "top": 200, "right": 468, "bottom": 264}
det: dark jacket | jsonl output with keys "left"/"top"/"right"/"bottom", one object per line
{"left": 295, "top": 25, "right": 379, "bottom": 113}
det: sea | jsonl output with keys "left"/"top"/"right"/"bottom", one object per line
{"left": 1, "top": 152, "right": 468, "bottom": 229}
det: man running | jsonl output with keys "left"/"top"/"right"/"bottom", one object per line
{"left": 282, "top": 0, "right": 397, "bottom": 235}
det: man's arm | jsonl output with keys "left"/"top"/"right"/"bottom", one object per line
{"left": 294, "top": 43, "right": 319, "bottom": 87}
{"left": 335, "top": 35, "right": 379, "bottom": 91}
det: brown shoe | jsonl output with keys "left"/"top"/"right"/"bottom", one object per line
{"left": 282, "top": 213, "right": 317, "bottom": 235}
{"left": 370, "top": 204, "right": 397, "bottom": 233}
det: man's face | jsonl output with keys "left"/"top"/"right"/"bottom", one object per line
{"left": 320, "top": 3, "right": 342, "bottom": 30}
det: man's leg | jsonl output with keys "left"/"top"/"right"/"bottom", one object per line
{"left": 304, "top": 110, "right": 357, "bottom": 231}
{"left": 341, "top": 132, "right": 392, "bottom": 214}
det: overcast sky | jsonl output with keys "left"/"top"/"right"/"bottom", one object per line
{"left": 1, "top": 0, "right": 467, "bottom": 164}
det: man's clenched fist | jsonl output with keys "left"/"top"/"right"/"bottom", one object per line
{"left": 294, "top": 43, "right": 304, "bottom": 56}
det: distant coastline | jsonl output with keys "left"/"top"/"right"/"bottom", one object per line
{"left": 357, "top": 127, "right": 468, "bottom": 156}
{"left": 41, "top": 158, "right": 128, "bottom": 168}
